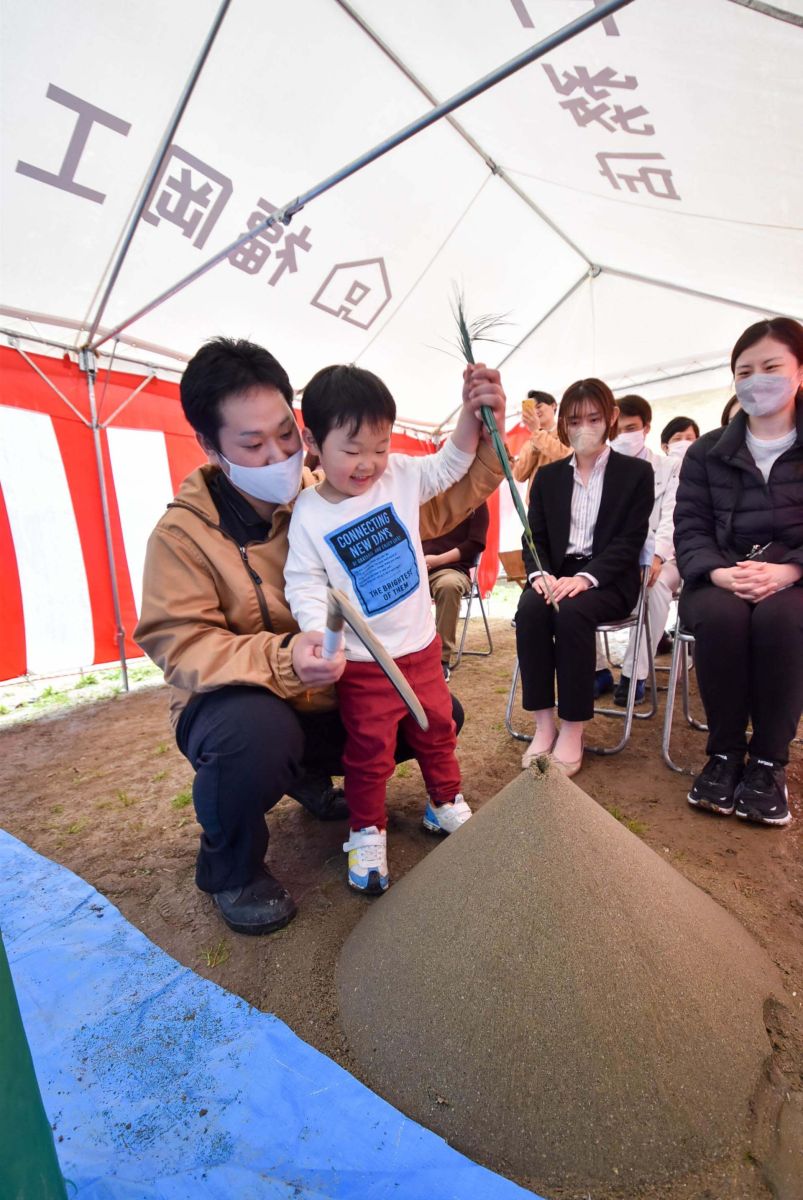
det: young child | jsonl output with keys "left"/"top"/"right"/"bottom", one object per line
{"left": 285, "top": 364, "right": 483, "bottom": 894}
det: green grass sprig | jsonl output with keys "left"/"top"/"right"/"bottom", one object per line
{"left": 451, "top": 288, "right": 558, "bottom": 610}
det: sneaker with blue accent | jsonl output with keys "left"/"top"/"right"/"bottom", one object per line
{"left": 735, "top": 758, "right": 791, "bottom": 827}
{"left": 343, "top": 826, "right": 389, "bottom": 893}
{"left": 423, "top": 793, "right": 472, "bottom": 835}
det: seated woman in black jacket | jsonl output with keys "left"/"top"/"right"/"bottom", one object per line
{"left": 517, "top": 379, "right": 653, "bottom": 776}
{"left": 675, "top": 317, "right": 803, "bottom": 826}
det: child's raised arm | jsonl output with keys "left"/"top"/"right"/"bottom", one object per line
{"left": 452, "top": 363, "right": 506, "bottom": 453}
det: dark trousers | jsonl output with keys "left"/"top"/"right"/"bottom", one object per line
{"left": 176, "top": 685, "right": 465, "bottom": 894}
{"left": 515, "top": 558, "right": 636, "bottom": 721}
{"left": 679, "top": 582, "right": 803, "bottom": 764}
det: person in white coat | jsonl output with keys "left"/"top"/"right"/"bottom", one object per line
{"left": 609, "top": 396, "right": 681, "bottom": 704}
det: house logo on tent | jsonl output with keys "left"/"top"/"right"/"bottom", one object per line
{"left": 310, "top": 258, "right": 392, "bottom": 330}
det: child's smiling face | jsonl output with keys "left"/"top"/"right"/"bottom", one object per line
{"left": 307, "top": 418, "right": 392, "bottom": 503}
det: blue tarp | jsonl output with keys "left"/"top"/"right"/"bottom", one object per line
{"left": 0, "top": 830, "right": 541, "bottom": 1199}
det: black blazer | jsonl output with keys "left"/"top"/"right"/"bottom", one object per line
{"left": 522, "top": 449, "right": 654, "bottom": 608}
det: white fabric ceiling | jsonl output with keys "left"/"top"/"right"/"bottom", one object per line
{"left": 2, "top": 0, "right": 801, "bottom": 425}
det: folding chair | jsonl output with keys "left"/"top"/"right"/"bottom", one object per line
{"left": 506, "top": 557, "right": 656, "bottom": 756}
{"left": 453, "top": 555, "right": 493, "bottom": 669}
{"left": 661, "top": 610, "right": 708, "bottom": 775}
{"left": 498, "top": 549, "right": 528, "bottom": 590}
{"left": 587, "top": 563, "right": 657, "bottom": 756}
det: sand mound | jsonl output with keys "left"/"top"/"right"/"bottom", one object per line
{"left": 338, "top": 763, "right": 784, "bottom": 1194}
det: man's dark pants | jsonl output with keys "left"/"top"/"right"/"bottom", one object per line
{"left": 176, "top": 686, "right": 465, "bottom": 894}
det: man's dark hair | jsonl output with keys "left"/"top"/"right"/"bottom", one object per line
{"left": 527, "top": 389, "right": 556, "bottom": 407}
{"left": 180, "top": 337, "right": 294, "bottom": 450}
{"left": 660, "top": 415, "right": 700, "bottom": 445}
{"left": 302, "top": 364, "right": 396, "bottom": 447}
{"left": 617, "top": 394, "right": 652, "bottom": 427}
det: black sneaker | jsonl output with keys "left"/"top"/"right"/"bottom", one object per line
{"left": 687, "top": 753, "right": 743, "bottom": 815}
{"left": 735, "top": 759, "right": 791, "bottom": 827}
{"left": 613, "top": 674, "right": 645, "bottom": 707}
{"left": 287, "top": 769, "right": 348, "bottom": 821}
{"left": 213, "top": 867, "right": 297, "bottom": 936}
{"left": 442, "top": 663, "right": 451, "bottom": 683}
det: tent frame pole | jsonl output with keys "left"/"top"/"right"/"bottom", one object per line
{"left": 724, "top": 0, "right": 803, "bottom": 27}
{"left": 86, "top": 0, "right": 635, "bottom": 353}
{"left": 8, "top": 341, "right": 90, "bottom": 426}
{"left": 80, "top": 350, "right": 130, "bottom": 692}
{"left": 84, "top": 0, "right": 233, "bottom": 345}
{"left": 333, "top": 0, "right": 592, "bottom": 266}
{"left": 600, "top": 266, "right": 801, "bottom": 321}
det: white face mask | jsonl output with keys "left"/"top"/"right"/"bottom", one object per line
{"left": 568, "top": 427, "right": 606, "bottom": 455}
{"left": 735, "top": 373, "right": 796, "bottom": 418}
{"left": 666, "top": 439, "right": 693, "bottom": 460}
{"left": 221, "top": 447, "right": 304, "bottom": 504}
{"left": 610, "top": 429, "right": 645, "bottom": 457}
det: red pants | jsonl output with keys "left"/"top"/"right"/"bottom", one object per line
{"left": 336, "top": 635, "right": 461, "bottom": 830}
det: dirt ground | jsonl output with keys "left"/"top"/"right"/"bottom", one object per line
{"left": 1, "top": 620, "right": 801, "bottom": 1200}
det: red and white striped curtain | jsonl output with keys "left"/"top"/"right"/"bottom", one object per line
{"left": 0, "top": 347, "right": 500, "bottom": 681}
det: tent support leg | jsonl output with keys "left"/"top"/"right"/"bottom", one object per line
{"left": 81, "top": 351, "right": 129, "bottom": 692}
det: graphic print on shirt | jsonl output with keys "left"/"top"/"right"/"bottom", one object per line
{"left": 325, "top": 503, "right": 420, "bottom": 617}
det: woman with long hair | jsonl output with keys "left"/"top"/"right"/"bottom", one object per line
{"left": 675, "top": 317, "right": 803, "bottom": 826}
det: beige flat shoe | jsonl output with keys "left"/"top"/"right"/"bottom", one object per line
{"left": 522, "top": 733, "right": 558, "bottom": 770}
{"left": 551, "top": 739, "right": 584, "bottom": 778}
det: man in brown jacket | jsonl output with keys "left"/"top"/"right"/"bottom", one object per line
{"left": 512, "top": 389, "right": 570, "bottom": 501}
{"left": 135, "top": 338, "right": 506, "bottom": 936}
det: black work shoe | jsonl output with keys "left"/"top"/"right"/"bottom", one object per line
{"left": 656, "top": 631, "right": 673, "bottom": 656}
{"left": 613, "top": 674, "right": 645, "bottom": 707}
{"left": 593, "top": 668, "right": 614, "bottom": 699}
{"left": 687, "top": 753, "right": 743, "bottom": 816}
{"left": 735, "top": 759, "right": 791, "bottom": 827}
{"left": 287, "top": 769, "right": 349, "bottom": 821}
{"left": 213, "top": 868, "right": 297, "bottom": 936}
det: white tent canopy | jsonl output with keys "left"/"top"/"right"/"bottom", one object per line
{"left": 2, "top": 0, "right": 802, "bottom": 425}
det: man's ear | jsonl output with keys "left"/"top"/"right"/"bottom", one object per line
{"left": 301, "top": 426, "right": 319, "bottom": 455}
{"left": 644, "top": 422, "right": 651, "bottom": 437}
{"left": 610, "top": 405, "right": 620, "bottom": 432}
{"left": 196, "top": 431, "right": 219, "bottom": 463}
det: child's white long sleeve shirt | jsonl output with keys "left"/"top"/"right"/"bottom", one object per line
{"left": 285, "top": 438, "right": 474, "bottom": 661}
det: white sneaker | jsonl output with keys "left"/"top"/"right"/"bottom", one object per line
{"left": 422, "top": 793, "right": 472, "bottom": 834}
{"left": 342, "top": 826, "right": 389, "bottom": 893}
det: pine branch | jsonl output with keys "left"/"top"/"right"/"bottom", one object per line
{"left": 450, "top": 287, "right": 559, "bottom": 610}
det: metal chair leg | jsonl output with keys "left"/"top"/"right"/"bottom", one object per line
{"left": 662, "top": 622, "right": 693, "bottom": 774}
{"left": 505, "top": 659, "right": 530, "bottom": 742}
{"left": 588, "top": 569, "right": 656, "bottom": 755}
{"left": 454, "top": 575, "right": 493, "bottom": 668}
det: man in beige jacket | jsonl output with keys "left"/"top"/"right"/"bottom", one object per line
{"left": 135, "top": 338, "right": 506, "bottom": 937}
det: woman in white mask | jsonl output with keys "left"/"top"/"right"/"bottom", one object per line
{"left": 516, "top": 379, "right": 654, "bottom": 775}
{"left": 660, "top": 416, "right": 699, "bottom": 460}
{"left": 674, "top": 317, "right": 803, "bottom": 828}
